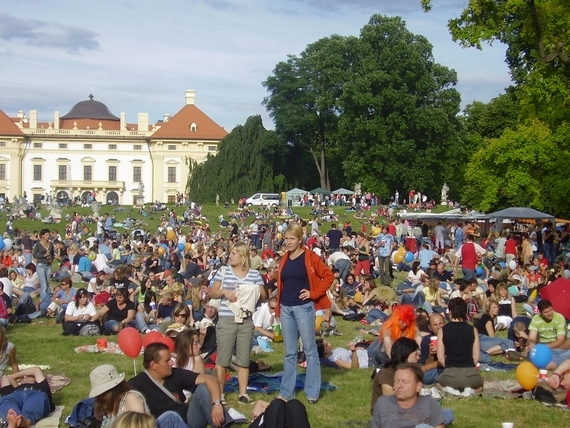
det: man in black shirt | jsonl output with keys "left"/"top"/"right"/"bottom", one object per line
{"left": 129, "top": 342, "right": 232, "bottom": 428}
{"left": 326, "top": 224, "right": 343, "bottom": 252}
{"left": 0, "top": 366, "right": 55, "bottom": 427}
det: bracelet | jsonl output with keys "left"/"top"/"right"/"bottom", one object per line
{"left": 552, "top": 372, "right": 561, "bottom": 378}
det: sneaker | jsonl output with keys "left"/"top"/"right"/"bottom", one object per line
{"left": 220, "top": 394, "right": 226, "bottom": 405}
{"left": 238, "top": 394, "right": 253, "bottom": 404}
{"left": 144, "top": 328, "right": 151, "bottom": 334}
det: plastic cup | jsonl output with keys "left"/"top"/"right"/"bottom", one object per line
{"left": 96, "top": 338, "right": 107, "bottom": 349}
{"left": 430, "top": 336, "right": 437, "bottom": 347}
{"left": 501, "top": 423, "right": 514, "bottom": 428}
{"left": 539, "top": 369, "right": 548, "bottom": 380}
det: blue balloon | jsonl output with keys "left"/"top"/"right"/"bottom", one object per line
{"left": 177, "top": 243, "right": 185, "bottom": 251}
{"left": 161, "top": 243, "right": 168, "bottom": 251}
{"left": 476, "top": 267, "right": 484, "bottom": 276}
{"left": 529, "top": 344, "right": 552, "bottom": 369}
{"left": 405, "top": 251, "right": 414, "bottom": 263}
{"left": 0, "top": 240, "right": 3, "bottom": 250}
{"left": 499, "top": 262, "right": 506, "bottom": 269}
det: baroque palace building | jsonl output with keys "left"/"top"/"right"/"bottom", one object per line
{"left": 0, "top": 90, "right": 227, "bottom": 205}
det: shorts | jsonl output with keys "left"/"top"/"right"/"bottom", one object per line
{"left": 215, "top": 316, "right": 254, "bottom": 368}
{"left": 436, "top": 367, "right": 483, "bottom": 389}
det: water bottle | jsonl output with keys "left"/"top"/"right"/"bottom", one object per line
{"left": 273, "top": 318, "right": 283, "bottom": 342}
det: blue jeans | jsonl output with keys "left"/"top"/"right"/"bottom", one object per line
{"left": 366, "top": 337, "right": 388, "bottom": 367}
{"left": 423, "top": 368, "right": 443, "bottom": 385}
{"left": 462, "top": 268, "right": 476, "bottom": 281}
{"left": 334, "top": 259, "right": 351, "bottom": 282}
{"left": 104, "top": 319, "right": 135, "bottom": 333}
{"left": 0, "top": 389, "right": 51, "bottom": 425}
{"left": 135, "top": 312, "right": 159, "bottom": 332}
{"left": 551, "top": 349, "right": 570, "bottom": 367}
{"left": 478, "top": 334, "right": 515, "bottom": 353}
{"left": 23, "top": 252, "right": 33, "bottom": 266}
{"left": 280, "top": 302, "right": 320, "bottom": 400}
{"left": 156, "top": 411, "right": 187, "bottom": 428}
{"left": 367, "top": 308, "right": 388, "bottom": 324}
{"left": 186, "top": 384, "right": 233, "bottom": 428}
{"left": 36, "top": 263, "right": 51, "bottom": 294}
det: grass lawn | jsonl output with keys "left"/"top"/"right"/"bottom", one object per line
{"left": 4, "top": 203, "right": 568, "bottom": 427}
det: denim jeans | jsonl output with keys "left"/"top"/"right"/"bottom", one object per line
{"left": 423, "top": 368, "right": 443, "bottom": 385}
{"left": 462, "top": 268, "right": 476, "bottom": 281}
{"left": 104, "top": 319, "right": 135, "bottom": 333}
{"left": 334, "top": 259, "right": 351, "bottom": 282}
{"left": 186, "top": 384, "right": 233, "bottom": 428}
{"left": 367, "top": 308, "right": 389, "bottom": 324}
{"left": 156, "top": 411, "right": 187, "bottom": 428}
{"left": 135, "top": 312, "right": 159, "bottom": 332}
{"left": 279, "top": 301, "right": 321, "bottom": 400}
{"left": 36, "top": 263, "right": 51, "bottom": 294}
{"left": 366, "top": 337, "right": 388, "bottom": 367}
{"left": 478, "top": 334, "right": 515, "bottom": 353}
{"left": 0, "top": 389, "right": 51, "bottom": 425}
{"left": 23, "top": 252, "right": 33, "bottom": 266}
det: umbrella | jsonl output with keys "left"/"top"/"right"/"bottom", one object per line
{"left": 540, "top": 278, "right": 570, "bottom": 319}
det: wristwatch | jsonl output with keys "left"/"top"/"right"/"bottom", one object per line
{"left": 212, "top": 400, "right": 222, "bottom": 406}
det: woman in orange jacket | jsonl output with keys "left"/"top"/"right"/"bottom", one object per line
{"left": 276, "top": 222, "right": 334, "bottom": 403}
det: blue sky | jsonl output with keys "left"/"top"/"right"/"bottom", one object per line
{"left": 0, "top": 0, "right": 511, "bottom": 131}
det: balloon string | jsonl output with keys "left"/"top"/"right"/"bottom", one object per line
{"left": 133, "top": 358, "right": 137, "bottom": 376}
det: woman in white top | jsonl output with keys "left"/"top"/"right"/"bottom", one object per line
{"left": 173, "top": 329, "right": 205, "bottom": 402}
{"left": 62, "top": 288, "right": 99, "bottom": 336}
{"left": 407, "top": 261, "right": 427, "bottom": 285}
{"left": 11, "top": 264, "right": 40, "bottom": 299}
{"left": 209, "top": 241, "right": 267, "bottom": 403}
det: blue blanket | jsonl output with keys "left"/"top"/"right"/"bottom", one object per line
{"left": 224, "top": 372, "right": 338, "bottom": 394}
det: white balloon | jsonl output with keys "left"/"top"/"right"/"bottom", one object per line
{"left": 3, "top": 239, "right": 12, "bottom": 251}
{"left": 277, "top": 225, "right": 283, "bottom": 232}
{"left": 167, "top": 226, "right": 173, "bottom": 231}
{"left": 508, "top": 260, "right": 517, "bottom": 271}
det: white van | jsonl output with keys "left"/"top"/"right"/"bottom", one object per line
{"left": 246, "top": 193, "right": 281, "bottom": 207}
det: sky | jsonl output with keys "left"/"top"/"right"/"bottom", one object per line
{"left": 0, "top": 0, "right": 512, "bottom": 132}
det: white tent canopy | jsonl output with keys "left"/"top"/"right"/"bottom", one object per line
{"left": 285, "top": 188, "right": 306, "bottom": 206}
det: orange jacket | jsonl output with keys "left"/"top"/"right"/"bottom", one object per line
{"left": 275, "top": 248, "right": 334, "bottom": 317}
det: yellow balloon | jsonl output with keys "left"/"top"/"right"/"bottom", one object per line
{"left": 394, "top": 253, "right": 404, "bottom": 264}
{"left": 157, "top": 247, "right": 165, "bottom": 255}
{"left": 516, "top": 361, "right": 539, "bottom": 390}
{"left": 185, "top": 243, "right": 192, "bottom": 251}
{"left": 166, "top": 230, "right": 175, "bottom": 240}
{"left": 397, "top": 247, "right": 406, "bottom": 255}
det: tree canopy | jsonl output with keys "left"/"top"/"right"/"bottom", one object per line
{"left": 186, "top": 115, "right": 287, "bottom": 202}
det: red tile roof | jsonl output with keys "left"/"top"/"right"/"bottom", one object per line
{"left": 151, "top": 104, "right": 227, "bottom": 140}
{"left": 0, "top": 110, "right": 25, "bottom": 137}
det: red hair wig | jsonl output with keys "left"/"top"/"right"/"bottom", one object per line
{"left": 379, "top": 304, "right": 417, "bottom": 341}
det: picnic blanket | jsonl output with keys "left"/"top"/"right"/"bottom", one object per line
{"left": 74, "top": 341, "right": 142, "bottom": 355}
{"left": 223, "top": 372, "right": 337, "bottom": 394}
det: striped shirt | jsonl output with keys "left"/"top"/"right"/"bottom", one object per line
{"left": 214, "top": 266, "right": 264, "bottom": 318}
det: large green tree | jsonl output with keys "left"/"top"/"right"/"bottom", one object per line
{"left": 263, "top": 35, "right": 350, "bottom": 190}
{"left": 186, "top": 115, "right": 286, "bottom": 202}
{"left": 462, "top": 120, "right": 570, "bottom": 215}
{"left": 337, "top": 15, "right": 463, "bottom": 200}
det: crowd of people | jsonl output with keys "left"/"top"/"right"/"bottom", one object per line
{"left": 1, "top": 202, "right": 570, "bottom": 427}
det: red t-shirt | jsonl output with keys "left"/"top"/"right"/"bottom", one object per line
{"left": 388, "top": 224, "right": 396, "bottom": 236}
{"left": 505, "top": 239, "right": 517, "bottom": 255}
{"left": 461, "top": 242, "right": 478, "bottom": 270}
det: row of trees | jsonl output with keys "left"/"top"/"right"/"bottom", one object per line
{"left": 188, "top": 3, "right": 570, "bottom": 215}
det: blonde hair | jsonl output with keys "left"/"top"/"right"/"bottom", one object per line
{"left": 110, "top": 411, "right": 155, "bottom": 428}
{"left": 284, "top": 223, "right": 303, "bottom": 241}
{"left": 230, "top": 241, "right": 251, "bottom": 270}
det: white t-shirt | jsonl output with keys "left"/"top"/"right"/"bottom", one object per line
{"left": 65, "top": 301, "right": 98, "bottom": 317}
{"left": 92, "top": 254, "right": 110, "bottom": 272}
{"left": 407, "top": 269, "right": 426, "bottom": 285}
{"left": 0, "top": 278, "right": 12, "bottom": 300}
{"left": 253, "top": 302, "right": 274, "bottom": 330}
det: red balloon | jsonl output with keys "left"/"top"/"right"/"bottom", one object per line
{"left": 158, "top": 336, "right": 175, "bottom": 352}
{"left": 118, "top": 327, "right": 142, "bottom": 358}
{"left": 142, "top": 331, "right": 164, "bottom": 349}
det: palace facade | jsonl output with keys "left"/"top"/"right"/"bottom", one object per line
{"left": 0, "top": 90, "right": 227, "bottom": 204}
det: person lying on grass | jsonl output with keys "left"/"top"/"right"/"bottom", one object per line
{"left": 0, "top": 366, "right": 55, "bottom": 427}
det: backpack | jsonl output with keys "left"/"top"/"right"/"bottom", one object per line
{"left": 67, "top": 397, "right": 100, "bottom": 428}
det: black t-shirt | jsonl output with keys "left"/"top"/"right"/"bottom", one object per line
{"left": 475, "top": 313, "right": 495, "bottom": 336}
{"left": 280, "top": 254, "right": 309, "bottom": 307}
{"left": 326, "top": 229, "right": 343, "bottom": 250}
{"left": 129, "top": 369, "right": 199, "bottom": 421}
{"left": 442, "top": 322, "right": 475, "bottom": 368}
{"left": 0, "top": 378, "right": 55, "bottom": 412}
{"left": 105, "top": 299, "right": 135, "bottom": 322}
{"left": 201, "top": 315, "right": 219, "bottom": 355}
{"left": 433, "top": 270, "right": 453, "bottom": 282}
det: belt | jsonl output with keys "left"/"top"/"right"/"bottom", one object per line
{"left": 20, "top": 387, "right": 38, "bottom": 391}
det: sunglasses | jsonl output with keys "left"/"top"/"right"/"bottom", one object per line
{"left": 174, "top": 313, "right": 188, "bottom": 318}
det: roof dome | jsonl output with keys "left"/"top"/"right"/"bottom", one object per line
{"left": 60, "top": 94, "right": 119, "bottom": 121}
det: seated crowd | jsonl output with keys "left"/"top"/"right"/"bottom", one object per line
{"left": 1, "top": 217, "right": 570, "bottom": 428}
